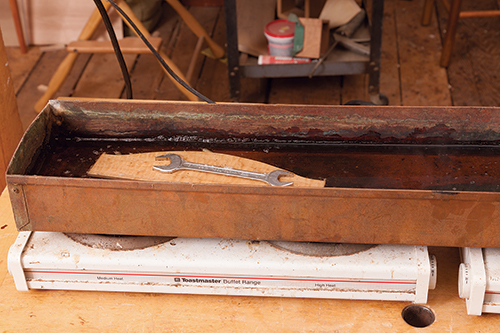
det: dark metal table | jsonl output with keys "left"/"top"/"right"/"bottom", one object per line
{"left": 223, "top": 0, "right": 387, "bottom": 104}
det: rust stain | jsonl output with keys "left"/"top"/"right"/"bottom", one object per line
{"left": 431, "top": 201, "right": 474, "bottom": 220}
{"left": 465, "top": 203, "right": 496, "bottom": 236}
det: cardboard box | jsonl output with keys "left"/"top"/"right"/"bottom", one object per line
{"left": 277, "top": 0, "right": 327, "bottom": 19}
{"left": 295, "top": 18, "right": 329, "bottom": 59}
{"left": 319, "top": 0, "right": 361, "bottom": 29}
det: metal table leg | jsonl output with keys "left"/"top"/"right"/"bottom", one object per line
{"left": 368, "top": 0, "right": 388, "bottom": 105}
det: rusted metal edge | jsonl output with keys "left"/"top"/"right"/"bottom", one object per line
{"left": 7, "top": 108, "right": 53, "bottom": 176}
{"left": 6, "top": 174, "right": 500, "bottom": 202}
{"left": 7, "top": 174, "right": 500, "bottom": 248}
{"left": 49, "top": 99, "right": 500, "bottom": 142}
{"left": 10, "top": 177, "right": 500, "bottom": 248}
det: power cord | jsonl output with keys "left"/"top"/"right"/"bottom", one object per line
{"left": 104, "top": 0, "right": 215, "bottom": 104}
{"left": 93, "top": 0, "right": 133, "bottom": 99}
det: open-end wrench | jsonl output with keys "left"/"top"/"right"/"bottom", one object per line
{"left": 153, "top": 153, "right": 294, "bottom": 187}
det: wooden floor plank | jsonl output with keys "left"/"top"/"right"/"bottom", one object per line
{"left": 194, "top": 7, "right": 232, "bottom": 102}
{"left": 379, "top": 0, "right": 401, "bottom": 105}
{"left": 128, "top": 54, "right": 166, "bottom": 100}
{"left": 437, "top": 0, "right": 500, "bottom": 106}
{"left": 396, "top": 0, "right": 451, "bottom": 106}
{"left": 13, "top": 49, "right": 68, "bottom": 129}
{"left": 268, "top": 76, "right": 342, "bottom": 105}
{"left": 5, "top": 46, "right": 42, "bottom": 94}
{"left": 193, "top": 7, "right": 231, "bottom": 103}
{"left": 122, "top": 1, "right": 180, "bottom": 99}
{"left": 341, "top": 74, "right": 369, "bottom": 104}
{"left": 155, "top": 6, "right": 220, "bottom": 101}
{"left": 127, "top": 2, "right": 181, "bottom": 100}
{"left": 72, "top": 53, "right": 137, "bottom": 99}
{"left": 56, "top": 53, "right": 92, "bottom": 98}
{"left": 238, "top": 76, "right": 269, "bottom": 103}
{"left": 180, "top": 7, "right": 219, "bottom": 88}
{"left": 195, "top": 6, "right": 268, "bottom": 103}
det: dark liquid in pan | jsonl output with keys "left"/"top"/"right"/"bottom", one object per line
{"left": 31, "top": 133, "right": 500, "bottom": 192}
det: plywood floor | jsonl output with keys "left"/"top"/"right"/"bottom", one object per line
{"left": 4, "top": 0, "right": 500, "bottom": 130}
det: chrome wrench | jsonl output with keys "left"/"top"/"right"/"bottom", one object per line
{"left": 153, "top": 153, "right": 294, "bottom": 187}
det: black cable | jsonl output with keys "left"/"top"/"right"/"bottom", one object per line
{"left": 93, "top": 0, "right": 133, "bottom": 99}
{"left": 106, "top": 0, "right": 215, "bottom": 104}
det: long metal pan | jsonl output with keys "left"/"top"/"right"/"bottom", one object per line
{"left": 6, "top": 99, "right": 500, "bottom": 247}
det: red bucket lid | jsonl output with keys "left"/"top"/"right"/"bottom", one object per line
{"left": 264, "top": 20, "right": 295, "bottom": 38}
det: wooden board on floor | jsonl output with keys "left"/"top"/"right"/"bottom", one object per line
{"left": 437, "top": 0, "right": 500, "bottom": 106}
{"left": 1, "top": 188, "right": 500, "bottom": 331}
{"left": 396, "top": 0, "right": 451, "bottom": 106}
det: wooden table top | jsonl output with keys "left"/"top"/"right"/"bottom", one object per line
{"left": 0, "top": 188, "right": 499, "bottom": 332}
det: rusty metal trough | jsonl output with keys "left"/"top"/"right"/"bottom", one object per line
{"left": 6, "top": 99, "right": 500, "bottom": 248}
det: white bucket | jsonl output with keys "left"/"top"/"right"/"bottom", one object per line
{"left": 264, "top": 20, "right": 295, "bottom": 57}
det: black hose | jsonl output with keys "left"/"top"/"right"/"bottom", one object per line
{"left": 106, "top": 0, "right": 215, "bottom": 104}
{"left": 93, "top": 0, "right": 133, "bottom": 99}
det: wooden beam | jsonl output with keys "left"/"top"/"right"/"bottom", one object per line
{"left": 66, "top": 37, "right": 163, "bottom": 54}
{"left": 0, "top": 28, "right": 24, "bottom": 190}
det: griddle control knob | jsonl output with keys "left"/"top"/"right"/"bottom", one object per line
{"left": 429, "top": 254, "right": 437, "bottom": 290}
{"left": 458, "top": 263, "right": 471, "bottom": 299}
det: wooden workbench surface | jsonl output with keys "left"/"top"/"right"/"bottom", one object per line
{"left": 0, "top": 188, "right": 499, "bottom": 332}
